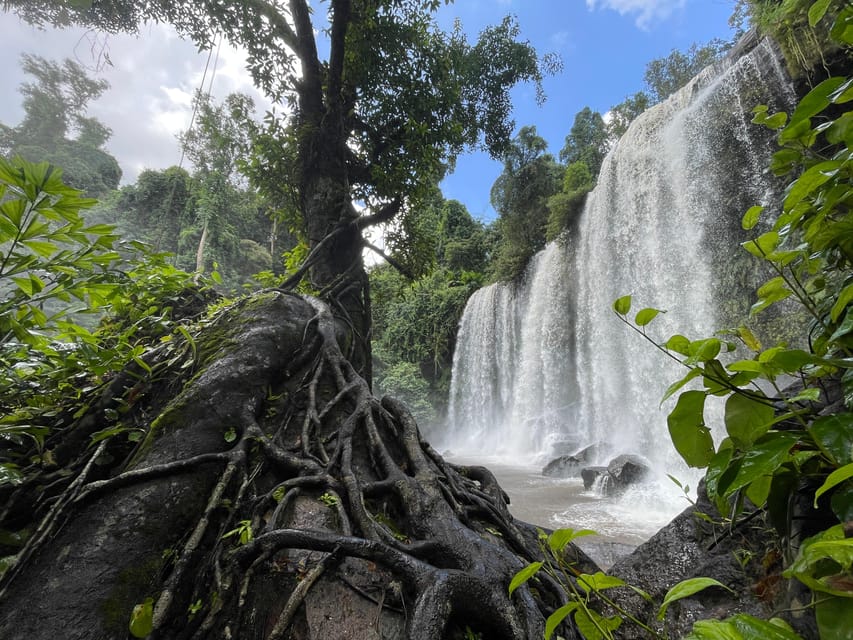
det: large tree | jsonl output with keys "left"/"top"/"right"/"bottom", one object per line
{"left": 558, "top": 106, "right": 608, "bottom": 176}
{"left": 3, "top": 0, "right": 554, "bottom": 377}
{"left": 0, "top": 4, "right": 582, "bottom": 640}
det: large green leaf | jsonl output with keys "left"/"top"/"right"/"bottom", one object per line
{"left": 831, "top": 7, "right": 853, "bottom": 45}
{"left": 129, "top": 598, "right": 154, "bottom": 638}
{"left": 742, "top": 231, "right": 779, "bottom": 259}
{"left": 831, "top": 483, "right": 853, "bottom": 522}
{"left": 577, "top": 571, "right": 626, "bottom": 593}
{"left": 573, "top": 607, "right": 622, "bottom": 640}
{"left": 613, "top": 294, "right": 631, "bottom": 315}
{"left": 704, "top": 359, "right": 732, "bottom": 396}
{"left": 548, "top": 528, "right": 595, "bottom": 554}
{"left": 687, "top": 338, "right": 721, "bottom": 364}
{"left": 741, "top": 205, "right": 763, "bottom": 230}
{"left": 665, "top": 334, "right": 691, "bottom": 356}
{"left": 830, "top": 283, "right": 853, "bottom": 323}
{"left": 723, "top": 433, "right": 797, "bottom": 498}
{"left": 725, "top": 392, "right": 774, "bottom": 449}
{"left": 661, "top": 367, "right": 702, "bottom": 404}
{"left": 784, "top": 160, "right": 840, "bottom": 211}
{"left": 785, "top": 525, "right": 853, "bottom": 598}
{"left": 730, "top": 614, "right": 802, "bottom": 640}
{"left": 827, "top": 111, "right": 853, "bottom": 146}
{"left": 544, "top": 602, "right": 578, "bottom": 640}
{"left": 737, "top": 326, "right": 762, "bottom": 352}
{"left": 816, "top": 596, "right": 853, "bottom": 640}
{"left": 658, "top": 577, "right": 732, "bottom": 620}
{"left": 809, "top": 414, "right": 853, "bottom": 465}
{"left": 814, "top": 463, "right": 853, "bottom": 507}
{"left": 784, "top": 77, "right": 847, "bottom": 135}
{"left": 508, "top": 561, "right": 542, "bottom": 596}
{"left": 705, "top": 446, "right": 734, "bottom": 507}
{"left": 667, "top": 390, "right": 714, "bottom": 468}
{"left": 683, "top": 618, "right": 741, "bottom": 640}
{"left": 808, "top": 0, "right": 832, "bottom": 26}
{"left": 635, "top": 307, "right": 664, "bottom": 326}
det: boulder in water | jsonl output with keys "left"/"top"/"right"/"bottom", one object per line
{"left": 579, "top": 454, "right": 650, "bottom": 495}
{"left": 607, "top": 453, "right": 650, "bottom": 486}
{"left": 542, "top": 454, "right": 584, "bottom": 477}
{"left": 542, "top": 442, "right": 612, "bottom": 478}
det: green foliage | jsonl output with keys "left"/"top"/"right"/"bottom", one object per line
{"left": 510, "top": 528, "right": 740, "bottom": 640}
{"left": 606, "top": 91, "right": 652, "bottom": 140}
{"left": 643, "top": 40, "right": 728, "bottom": 103}
{"left": 733, "top": 0, "right": 850, "bottom": 79}
{"left": 546, "top": 160, "right": 594, "bottom": 241}
{"left": 372, "top": 264, "right": 479, "bottom": 422}
{"left": 1, "top": 54, "right": 120, "bottom": 197}
{"left": 101, "top": 94, "right": 295, "bottom": 289}
{"left": 614, "top": 10, "right": 853, "bottom": 636}
{"left": 683, "top": 614, "right": 803, "bottom": 640}
{"left": 0, "top": 156, "right": 119, "bottom": 351}
{"left": 656, "top": 578, "right": 733, "bottom": 620}
{"left": 490, "top": 126, "right": 562, "bottom": 280}
{"left": 436, "top": 199, "right": 490, "bottom": 273}
{"left": 559, "top": 107, "right": 609, "bottom": 176}
{"left": 371, "top": 197, "right": 487, "bottom": 423}
{"left": 344, "top": 10, "right": 552, "bottom": 207}
{"left": 5, "top": 3, "right": 558, "bottom": 386}
{"left": 113, "top": 166, "right": 195, "bottom": 257}
{"left": 375, "top": 361, "right": 436, "bottom": 426}
{"left": 0, "top": 157, "right": 207, "bottom": 486}
{"left": 221, "top": 519, "right": 253, "bottom": 545}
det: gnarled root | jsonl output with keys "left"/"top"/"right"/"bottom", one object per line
{"left": 0, "top": 291, "right": 595, "bottom": 639}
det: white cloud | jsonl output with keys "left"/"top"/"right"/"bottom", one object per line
{"left": 0, "top": 14, "right": 272, "bottom": 184}
{"left": 585, "top": 0, "right": 686, "bottom": 29}
{"left": 549, "top": 30, "right": 571, "bottom": 50}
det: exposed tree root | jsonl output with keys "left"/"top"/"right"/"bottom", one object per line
{"left": 0, "top": 291, "right": 596, "bottom": 639}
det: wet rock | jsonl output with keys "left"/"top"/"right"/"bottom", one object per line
{"left": 604, "top": 482, "right": 816, "bottom": 639}
{"left": 581, "top": 466, "right": 609, "bottom": 490}
{"left": 606, "top": 454, "right": 650, "bottom": 486}
{"left": 542, "top": 442, "right": 612, "bottom": 478}
{"left": 542, "top": 454, "right": 585, "bottom": 478}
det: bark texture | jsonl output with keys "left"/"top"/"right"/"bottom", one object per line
{"left": 0, "top": 291, "right": 596, "bottom": 639}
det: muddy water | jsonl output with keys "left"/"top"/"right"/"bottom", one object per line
{"left": 453, "top": 458, "right": 691, "bottom": 568}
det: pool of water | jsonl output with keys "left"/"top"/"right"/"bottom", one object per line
{"left": 449, "top": 457, "right": 694, "bottom": 568}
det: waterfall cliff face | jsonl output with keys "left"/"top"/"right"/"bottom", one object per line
{"left": 444, "top": 40, "right": 796, "bottom": 473}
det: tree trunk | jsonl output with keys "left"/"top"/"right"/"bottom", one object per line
{"left": 195, "top": 218, "right": 209, "bottom": 274}
{"left": 0, "top": 291, "right": 595, "bottom": 639}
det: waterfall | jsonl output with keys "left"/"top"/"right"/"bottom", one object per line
{"left": 443, "top": 40, "right": 796, "bottom": 480}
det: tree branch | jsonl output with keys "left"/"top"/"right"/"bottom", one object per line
{"left": 327, "top": 0, "right": 352, "bottom": 110}
{"left": 356, "top": 198, "right": 402, "bottom": 230}
{"left": 363, "top": 241, "right": 416, "bottom": 280}
{"left": 289, "top": 0, "right": 323, "bottom": 116}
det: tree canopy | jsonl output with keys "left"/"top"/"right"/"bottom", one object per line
{"left": 489, "top": 126, "right": 562, "bottom": 280}
{"left": 4, "top": 0, "right": 556, "bottom": 377}
{"left": 0, "top": 54, "right": 121, "bottom": 196}
{"left": 559, "top": 106, "right": 608, "bottom": 175}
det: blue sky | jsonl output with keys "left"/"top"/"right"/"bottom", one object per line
{"left": 0, "top": 1, "right": 739, "bottom": 222}
{"left": 436, "top": 0, "right": 739, "bottom": 220}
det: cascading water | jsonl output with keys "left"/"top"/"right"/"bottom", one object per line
{"left": 442, "top": 40, "right": 797, "bottom": 547}
{"left": 444, "top": 241, "right": 577, "bottom": 456}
